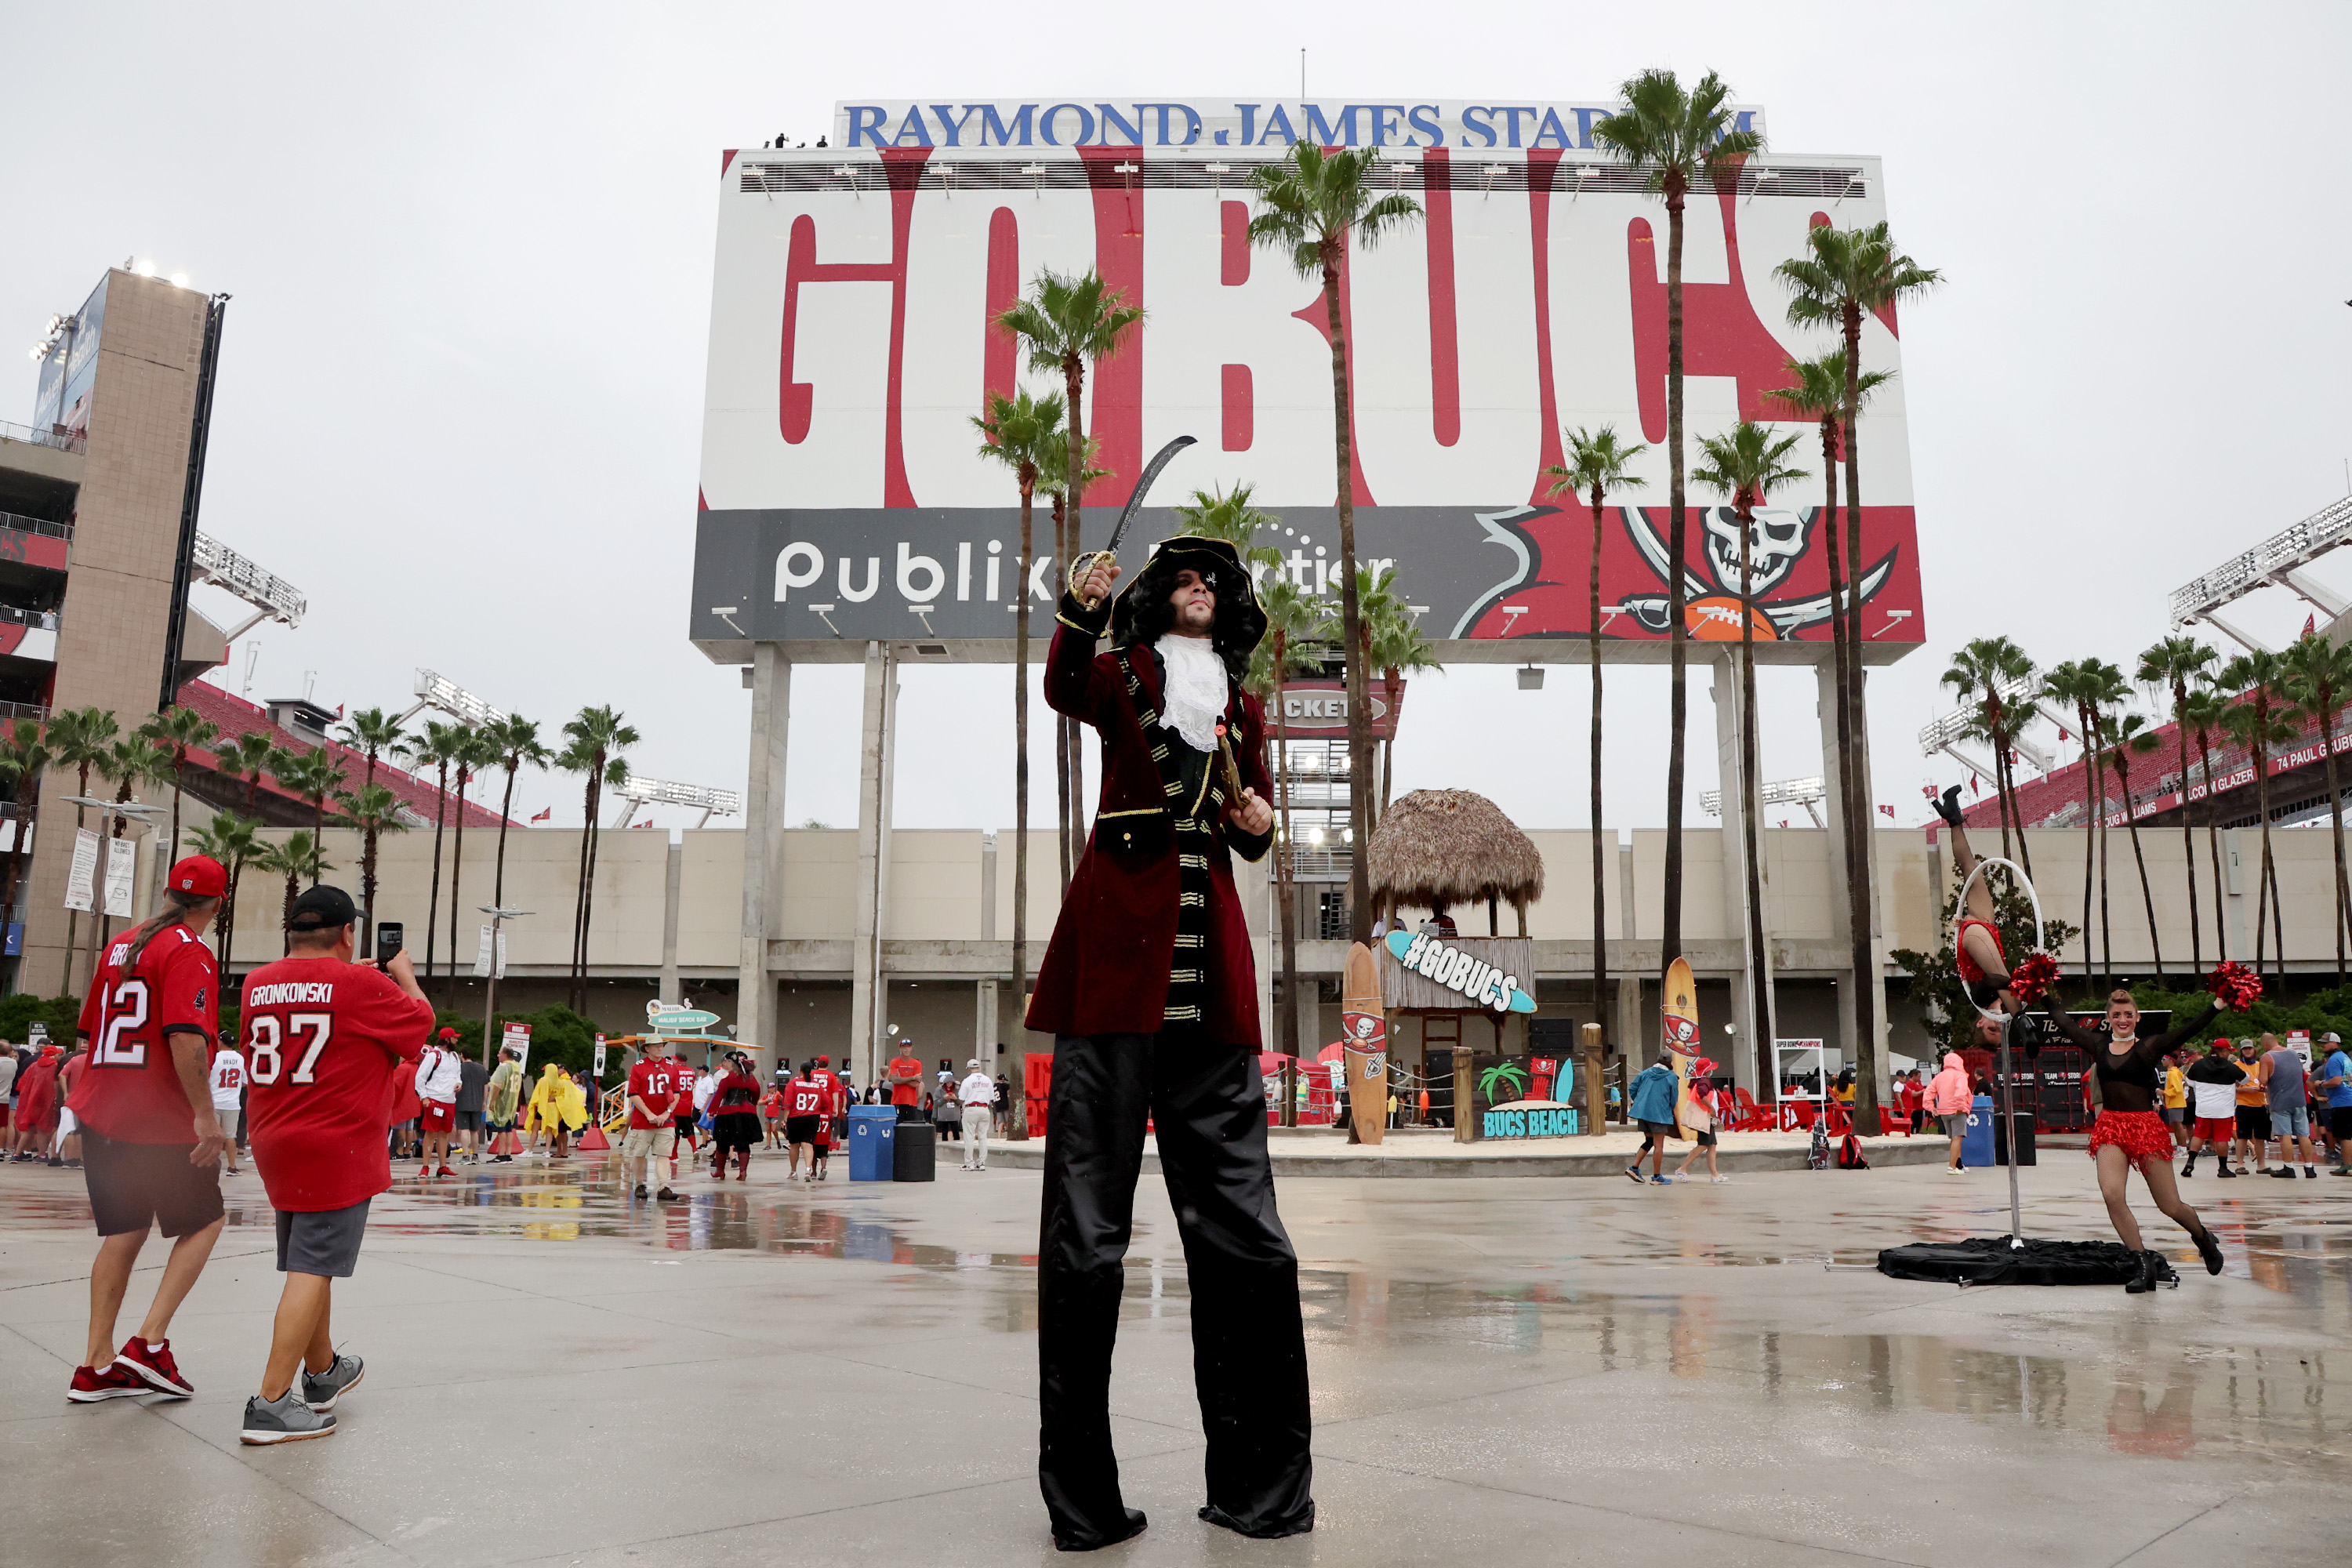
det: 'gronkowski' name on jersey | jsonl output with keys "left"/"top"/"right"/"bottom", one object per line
{"left": 248, "top": 981, "right": 337, "bottom": 1006}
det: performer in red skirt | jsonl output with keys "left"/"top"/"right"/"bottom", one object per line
{"left": 2040, "top": 988, "right": 2232, "bottom": 1292}
{"left": 1931, "top": 786, "right": 2028, "bottom": 1015}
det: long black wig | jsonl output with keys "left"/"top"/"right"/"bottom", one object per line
{"left": 1109, "top": 535, "right": 1267, "bottom": 684}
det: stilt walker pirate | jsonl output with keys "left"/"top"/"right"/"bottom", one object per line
{"left": 1029, "top": 536, "right": 1315, "bottom": 1550}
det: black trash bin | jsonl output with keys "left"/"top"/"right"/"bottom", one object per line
{"left": 1993, "top": 1109, "right": 2036, "bottom": 1167}
{"left": 892, "top": 1120, "right": 937, "bottom": 1182}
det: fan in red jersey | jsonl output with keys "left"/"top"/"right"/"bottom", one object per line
{"left": 621, "top": 1036, "right": 680, "bottom": 1203}
{"left": 63, "top": 856, "right": 229, "bottom": 1409}
{"left": 785, "top": 1062, "right": 826, "bottom": 1183}
{"left": 234, "top": 884, "right": 434, "bottom": 1445}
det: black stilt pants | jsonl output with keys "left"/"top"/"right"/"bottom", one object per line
{"left": 1037, "top": 1032, "right": 1314, "bottom": 1545}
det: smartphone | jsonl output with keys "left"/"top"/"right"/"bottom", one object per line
{"left": 376, "top": 921, "right": 405, "bottom": 964}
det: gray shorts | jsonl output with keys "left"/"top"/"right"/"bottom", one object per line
{"left": 275, "top": 1198, "right": 371, "bottom": 1278}
{"left": 2270, "top": 1102, "right": 2310, "bottom": 1139}
{"left": 2161, "top": 1107, "right": 2184, "bottom": 1123}
{"left": 456, "top": 1110, "right": 484, "bottom": 1132}
{"left": 1940, "top": 1112, "right": 1971, "bottom": 1138}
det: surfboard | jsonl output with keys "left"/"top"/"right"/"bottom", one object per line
{"left": 1661, "top": 956, "right": 1700, "bottom": 1142}
{"left": 1341, "top": 941, "right": 1388, "bottom": 1146}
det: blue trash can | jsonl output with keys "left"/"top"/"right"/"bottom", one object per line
{"left": 848, "top": 1105, "right": 898, "bottom": 1181}
{"left": 1961, "top": 1094, "right": 1996, "bottom": 1167}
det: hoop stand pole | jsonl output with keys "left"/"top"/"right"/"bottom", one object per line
{"left": 1953, "top": 856, "right": 2042, "bottom": 1250}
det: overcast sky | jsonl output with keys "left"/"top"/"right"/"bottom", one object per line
{"left": 5, "top": 2, "right": 2347, "bottom": 836}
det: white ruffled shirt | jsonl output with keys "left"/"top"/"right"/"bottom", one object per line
{"left": 1154, "top": 633, "right": 1228, "bottom": 754}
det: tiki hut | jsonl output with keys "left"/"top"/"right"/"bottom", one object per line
{"left": 1365, "top": 789, "right": 1544, "bottom": 936}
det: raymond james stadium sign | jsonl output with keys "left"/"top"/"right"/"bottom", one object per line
{"left": 833, "top": 97, "right": 1765, "bottom": 151}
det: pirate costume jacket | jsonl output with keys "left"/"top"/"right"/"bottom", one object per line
{"left": 1026, "top": 536, "right": 1314, "bottom": 1551}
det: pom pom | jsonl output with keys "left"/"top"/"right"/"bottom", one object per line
{"left": 2009, "top": 951, "right": 2061, "bottom": 1006}
{"left": 2207, "top": 960, "right": 2262, "bottom": 1011}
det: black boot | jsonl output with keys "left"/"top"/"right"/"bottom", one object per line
{"left": 1933, "top": 783, "right": 1965, "bottom": 827}
{"left": 2180, "top": 1155, "right": 2197, "bottom": 1176}
{"left": 2192, "top": 1227, "right": 2225, "bottom": 1276}
{"left": 2124, "top": 1249, "right": 2164, "bottom": 1294}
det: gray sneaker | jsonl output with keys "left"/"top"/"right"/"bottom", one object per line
{"left": 301, "top": 1352, "right": 365, "bottom": 1412}
{"left": 241, "top": 1389, "right": 337, "bottom": 1445}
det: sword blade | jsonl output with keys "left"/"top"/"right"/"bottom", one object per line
{"left": 1096, "top": 434, "right": 1197, "bottom": 559}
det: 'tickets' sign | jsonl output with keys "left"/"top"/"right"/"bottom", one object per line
{"left": 1268, "top": 680, "right": 1403, "bottom": 741}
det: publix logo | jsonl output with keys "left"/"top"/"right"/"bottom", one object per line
{"left": 1385, "top": 931, "right": 1536, "bottom": 1014}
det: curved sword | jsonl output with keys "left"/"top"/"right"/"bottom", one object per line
{"left": 1073, "top": 434, "right": 1197, "bottom": 606}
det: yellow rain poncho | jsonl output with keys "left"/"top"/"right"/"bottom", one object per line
{"left": 525, "top": 1063, "right": 587, "bottom": 1133}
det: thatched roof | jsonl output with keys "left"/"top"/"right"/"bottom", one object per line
{"left": 1365, "top": 789, "right": 1545, "bottom": 916}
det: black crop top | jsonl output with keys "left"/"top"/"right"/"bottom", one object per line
{"left": 2039, "top": 1000, "right": 2219, "bottom": 1113}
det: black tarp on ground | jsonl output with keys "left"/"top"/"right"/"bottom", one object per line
{"left": 1876, "top": 1236, "right": 2166, "bottom": 1287}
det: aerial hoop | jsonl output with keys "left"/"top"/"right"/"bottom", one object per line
{"left": 1953, "top": 856, "right": 2043, "bottom": 1020}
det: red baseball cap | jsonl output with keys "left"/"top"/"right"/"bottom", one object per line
{"left": 170, "top": 855, "right": 227, "bottom": 898}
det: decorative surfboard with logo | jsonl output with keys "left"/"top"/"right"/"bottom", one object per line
{"left": 1341, "top": 941, "right": 1387, "bottom": 1146}
{"left": 1661, "top": 956, "right": 1702, "bottom": 1142}
{"left": 1381, "top": 931, "right": 1537, "bottom": 1013}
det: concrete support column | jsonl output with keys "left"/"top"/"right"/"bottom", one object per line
{"left": 661, "top": 837, "right": 683, "bottom": 1021}
{"left": 1711, "top": 655, "right": 1776, "bottom": 1092}
{"left": 978, "top": 831, "right": 998, "bottom": 1073}
{"left": 850, "top": 641, "right": 898, "bottom": 1084}
{"left": 736, "top": 642, "right": 790, "bottom": 1057}
{"left": 1617, "top": 840, "right": 1643, "bottom": 1065}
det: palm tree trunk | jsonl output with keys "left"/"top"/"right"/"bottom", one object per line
{"left": 2199, "top": 737, "right": 2227, "bottom": 964}
{"left": 2078, "top": 723, "right": 2098, "bottom": 986}
{"left": 1323, "top": 254, "right": 1375, "bottom": 945}
{"left": 2125, "top": 800, "right": 2163, "bottom": 984}
{"left": 426, "top": 760, "right": 449, "bottom": 989}
{"left": 2176, "top": 700, "right": 2200, "bottom": 975}
{"left": 1661, "top": 177, "right": 1689, "bottom": 970}
{"left": 1836, "top": 308, "right": 1883, "bottom": 1132}
{"left": 578, "top": 776, "right": 604, "bottom": 1015}
{"left": 447, "top": 771, "right": 468, "bottom": 1007}
{"left": 2268, "top": 840, "right": 2286, "bottom": 986}
{"left": 2253, "top": 753, "right": 2272, "bottom": 978}
{"left": 2096, "top": 761, "right": 2113, "bottom": 993}
{"left": 1736, "top": 510, "right": 1771, "bottom": 1090}
{"left": 168, "top": 764, "right": 185, "bottom": 872}
{"left": 1054, "top": 713, "right": 1073, "bottom": 893}
{"left": 494, "top": 764, "right": 519, "bottom": 908}
{"left": 1588, "top": 491, "right": 1609, "bottom": 1095}
{"left": 1062, "top": 358, "right": 1087, "bottom": 896}
{"left": 1012, "top": 482, "right": 1033, "bottom": 1109}
{"left": 60, "top": 764, "right": 91, "bottom": 996}
{"left": 1815, "top": 423, "right": 1867, "bottom": 1097}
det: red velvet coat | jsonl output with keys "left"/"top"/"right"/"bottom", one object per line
{"left": 1024, "top": 597, "right": 1275, "bottom": 1047}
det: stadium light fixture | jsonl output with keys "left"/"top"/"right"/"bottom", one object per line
{"left": 191, "top": 532, "right": 307, "bottom": 640}
{"left": 610, "top": 775, "right": 743, "bottom": 829}
{"left": 403, "top": 670, "right": 510, "bottom": 730}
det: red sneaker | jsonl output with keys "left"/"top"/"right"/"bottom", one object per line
{"left": 67, "top": 1363, "right": 149, "bottom": 1403}
{"left": 437, "top": 1166, "right": 454, "bottom": 1178}
{"left": 114, "top": 1336, "right": 194, "bottom": 1398}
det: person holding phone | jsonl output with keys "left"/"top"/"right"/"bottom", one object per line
{"left": 237, "top": 884, "right": 434, "bottom": 1444}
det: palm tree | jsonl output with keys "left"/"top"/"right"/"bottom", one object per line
{"left": 2107, "top": 712, "right": 2166, "bottom": 983}
{"left": 2044, "top": 661, "right": 2114, "bottom": 985}
{"left": 334, "top": 706, "right": 405, "bottom": 796}
{"left": 398, "top": 720, "right": 470, "bottom": 989}
{"left": 274, "top": 747, "right": 347, "bottom": 877}
{"left": 2136, "top": 635, "right": 2219, "bottom": 975}
{"left": 2180, "top": 686, "right": 2232, "bottom": 962}
{"left": 1693, "top": 420, "right": 1807, "bottom": 1091}
{"left": 218, "top": 731, "right": 287, "bottom": 815}
{"left": 2218, "top": 650, "right": 2298, "bottom": 985}
{"left": 973, "top": 387, "right": 1069, "bottom": 1048}
{"left": 483, "top": 716, "right": 550, "bottom": 913}
{"left": 2280, "top": 631, "right": 2352, "bottom": 982}
{"left": 1033, "top": 431, "right": 1112, "bottom": 889}
{"left": 1763, "top": 351, "right": 1897, "bottom": 891}
{"left": 996, "top": 274, "right": 1143, "bottom": 891}
{"left": 557, "top": 706, "right": 637, "bottom": 1013}
{"left": 252, "top": 832, "right": 332, "bottom": 948}
{"left": 45, "top": 706, "right": 119, "bottom": 995}
{"left": 98, "top": 737, "right": 170, "bottom": 954}
{"left": 1247, "top": 141, "right": 1422, "bottom": 943}
{"left": 1940, "top": 637, "right": 2037, "bottom": 871}
{"left": 1595, "top": 70, "right": 1762, "bottom": 972}
{"left": 1546, "top": 424, "right": 1650, "bottom": 1045}
{"left": 336, "top": 784, "right": 408, "bottom": 948}
{"left": 136, "top": 705, "right": 218, "bottom": 877}
{"left": 1246, "top": 569, "right": 1327, "bottom": 1070}
{"left": 186, "top": 813, "right": 260, "bottom": 975}
{"left": 1363, "top": 586, "right": 1438, "bottom": 820}
{"left": 0, "top": 723, "right": 50, "bottom": 994}
{"left": 445, "top": 726, "right": 496, "bottom": 1006}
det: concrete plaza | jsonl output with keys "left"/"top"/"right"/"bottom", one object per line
{"left": 0, "top": 1142, "right": 2343, "bottom": 1566}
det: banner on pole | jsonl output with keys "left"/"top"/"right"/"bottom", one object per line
{"left": 64, "top": 828, "right": 98, "bottom": 913}
{"left": 474, "top": 925, "right": 493, "bottom": 977}
{"left": 503, "top": 1022, "right": 532, "bottom": 1069}
{"left": 593, "top": 1036, "right": 607, "bottom": 1076}
{"left": 101, "top": 837, "right": 134, "bottom": 919}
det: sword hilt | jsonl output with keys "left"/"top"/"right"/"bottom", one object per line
{"left": 1070, "top": 550, "right": 1118, "bottom": 609}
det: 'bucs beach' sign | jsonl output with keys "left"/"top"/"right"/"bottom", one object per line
{"left": 1382, "top": 931, "right": 1536, "bottom": 1014}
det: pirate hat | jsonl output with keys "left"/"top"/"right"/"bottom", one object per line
{"left": 1109, "top": 535, "right": 1268, "bottom": 655}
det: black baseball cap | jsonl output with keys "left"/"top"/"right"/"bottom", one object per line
{"left": 288, "top": 884, "right": 361, "bottom": 932}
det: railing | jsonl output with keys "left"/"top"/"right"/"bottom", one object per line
{"left": 0, "top": 420, "right": 85, "bottom": 456}
{"left": 0, "top": 605, "right": 60, "bottom": 631}
{"left": 0, "top": 701, "right": 49, "bottom": 726}
{"left": 1288, "top": 845, "right": 1354, "bottom": 880}
{"left": 0, "top": 510, "right": 72, "bottom": 543}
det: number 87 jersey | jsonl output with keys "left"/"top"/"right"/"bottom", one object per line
{"left": 70, "top": 924, "right": 220, "bottom": 1144}
{"left": 240, "top": 950, "right": 436, "bottom": 1212}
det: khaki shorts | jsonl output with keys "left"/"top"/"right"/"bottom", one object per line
{"left": 621, "top": 1127, "right": 664, "bottom": 1160}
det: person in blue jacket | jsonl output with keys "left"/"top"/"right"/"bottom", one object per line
{"left": 1624, "top": 1058, "right": 1682, "bottom": 1185}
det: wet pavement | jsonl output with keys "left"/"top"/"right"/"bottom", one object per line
{"left": 0, "top": 1146, "right": 2345, "bottom": 1566}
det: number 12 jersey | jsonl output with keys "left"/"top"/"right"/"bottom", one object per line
{"left": 68, "top": 924, "right": 219, "bottom": 1144}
